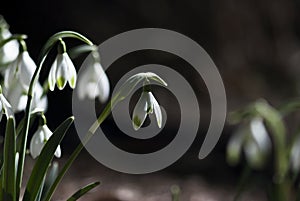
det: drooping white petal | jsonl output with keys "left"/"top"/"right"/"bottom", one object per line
{"left": 0, "top": 93, "right": 13, "bottom": 118}
{"left": 0, "top": 29, "right": 19, "bottom": 65}
{"left": 19, "top": 51, "right": 36, "bottom": 88}
{"left": 48, "top": 55, "right": 58, "bottom": 91}
{"left": 249, "top": 117, "right": 271, "bottom": 156}
{"left": 30, "top": 126, "right": 44, "bottom": 159}
{"left": 113, "top": 72, "right": 167, "bottom": 107}
{"left": 30, "top": 125, "right": 61, "bottom": 159}
{"left": 95, "top": 63, "right": 110, "bottom": 102}
{"left": 150, "top": 92, "right": 162, "bottom": 128}
{"left": 78, "top": 61, "right": 110, "bottom": 102}
{"left": 42, "top": 125, "right": 61, "bottom": 158}
{"left": 243, "top": 118, "right": 271, "bottom": 169}
{"left": 3, "top": 56, "right": 18, "bottom": 87}
{"left": 64, "top": 53, "right": 77, "bottom": 89}
{"left": 132, "top": 92, "right": 149, "bottom": 130}
{"left": 55, "top": 53, "right": 69, "bottom": 90}
{"left": 226, "top": 127, "right": 247, "bottom": 166}
{"left": 3, "top": 80, "right": 27, "bottom": 112}
{"left": 54, "top": 145, "right": 61, "bottom": 158}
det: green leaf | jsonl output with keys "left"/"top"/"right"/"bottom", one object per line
{"left": 23, "top": 117, "right": 74, "bottom": 201}
{"left": 66, "top": 181, "right": 100, "bottom": 201}
{"left": 2, "top": 117, "right": 16, "bottom": 201}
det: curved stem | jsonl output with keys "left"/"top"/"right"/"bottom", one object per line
{"left": 16, "top": 31, "right": 94, "bottom": 199}
{"left": 0, "top": 34, "right": 27, "bottom": 49}
{"left": 68, "top": 44, "right": 98, "bottom": 59}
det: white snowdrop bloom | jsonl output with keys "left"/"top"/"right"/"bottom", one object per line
{"left": 30, "top": 124, "right": 61, "bottom": 159}
{"left": 48, "top": 52, "right": 77, "bottom": 91}
{"left": 227, "top": 117, "right": 272, "bottom": 169}
{"left": 77, "top": 60, "right": 110, "bottom": 102}
{"left": 112, "top": 72, "right": 167, "bottom": 108}
{"left": 3, "top": 79, "right": 47, "bottom": 113}
{"left": 4, "top": 51, "right": 36, "bottom": 89}
{"left": 0, "top": 27, "right": 19, "bottom": 65}
{"left": 132, "top": 91, "right": 162, "bottom": 131}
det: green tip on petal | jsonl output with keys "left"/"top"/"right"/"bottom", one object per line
{"left": 57, "top": 77, "right": 66, "bottom": 90}
{"left": 70, "top": 76, "right": 76, "bottom": 88}
{"left": 133, "top": 115, "right": 142, "bottom": 130}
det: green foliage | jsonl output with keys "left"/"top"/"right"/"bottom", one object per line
{"left": 228, "top": 99, "right": 300, "bottom": 201}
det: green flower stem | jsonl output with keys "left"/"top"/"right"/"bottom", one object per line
{"left": 43, "top": 89, "right": 128, "bottom": 201}
{"left": 43, "top": 101, "right": 113, "bottom": 201}
{"left": 68, "top": 44, "right": 98, "bottom": 59}
{"left": 0, "top": 34, "right": 27, "bottom": 49}
{"left": 254, "top": 101, "right": 289, "bottom": 201}
{"left": 16, "top": 31, "right": 94, "bottom": 199}
{"left": 19, "top": 40, "right": 27, "bottom": 52}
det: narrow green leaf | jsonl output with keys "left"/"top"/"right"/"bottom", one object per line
{"left": 66, "top": 181, "right": 100, "bottom": 201}
{"left": 23, "top": 116, "right": 74, "bottom": 201}
{"left": 2, "top": 117, "right": 16, "bottom": 201}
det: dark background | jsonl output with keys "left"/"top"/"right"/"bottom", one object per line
{"left": 2, "top": 0, "right": 300, "bottom": 189}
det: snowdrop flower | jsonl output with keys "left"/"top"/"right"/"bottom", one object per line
{"left": 0, "top": 85, "right": 13, "bottom": 121}
{"left": 30, "top": 124, "right": 61, "bottom": 159}
{"left": 112, "top": 72, "right": 167, "bottom": 108}
{"left": 77, "top": 58, "right": 110, "bottom": 102}
{"left": 3, "top": 79, "right": 47, "bottom": 113}
{"left": 132, "top": 90, "right": 162, "bottom": 130}
{"left": 3, "top": 50, "right": 36, "bottom": 89}
{"left": 227, "top": 117, "right": 272, "bottom": 168}
{"left": 0, "top": 17, "right": 19, "bottom": 65}
{"left": 48, "top": 52, "right": 77, "bottom": 91}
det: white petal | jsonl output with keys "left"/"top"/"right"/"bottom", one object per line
{"left": 4, "top": 57, "right": 18, "bottom": 87}
{"left": 77, "top": 61, "right": 110, "bottom": 102}
{"left": 48, "top": 55, "right": 58, "bottom": 91}
{"left": 0, "top": 29, "right": 19, "bottom": 64}
{"left": 41, "top": 125, "right": 52, "bottom": 140}
{"left": 3, "top": 80, "right": 27, "bottom": 112}
{"left": 56, "top": 54, "right": 68, "bottom": 90}
{"left": 63, "top": 53, "right": 77, "bottom": 89}
{"left": 150, "top": 92, "right": 162, "bottom": 128}
{"left": 226, "top": 127, "right": 246, "bottom": 165}
{"left": 54, "top": 145, "right": 62, "bottom": 158}
{"left": 250, "top": 117, "right": 271, "bottom": 154}
{"left": 0, "top": 93, "right": 13, "bottom": 117}
{"left": 77, "top": 63, "right": 93, "bottom": 99}
{"left": 19, "top": 51, "right": 36, "bottom": 88}
{"left": 132, "top": 92, "right": 149, "bottom": 130}
{"left": 30, "top": 127, "right": 45, "bottom": 159}
{"left": 42, "top": 125, "right": 61, "bottom": 158}
{"left": 244, "top": 138, "right": 265, "bottom": 168}
{"left": 94, "top": 63, "right": 110, "bottom": 102}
